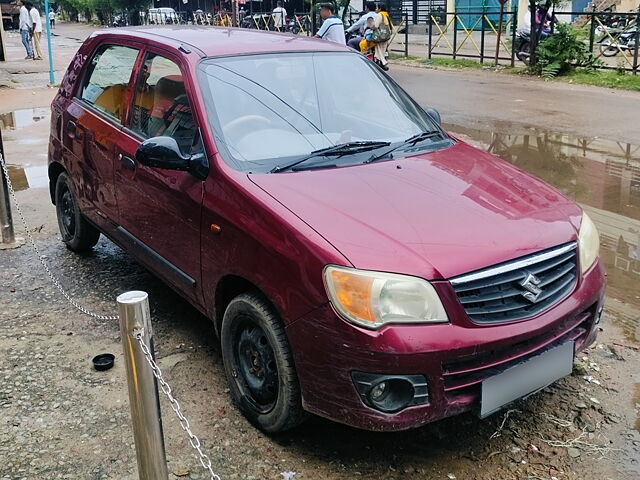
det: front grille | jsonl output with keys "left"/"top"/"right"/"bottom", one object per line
{"left": 450, "top": 243, "right": 578, "bottom": 323}
{"left": 442, "top": 306, "right": 595, "bottom": 399}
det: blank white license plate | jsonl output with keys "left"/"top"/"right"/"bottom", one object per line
{"left": 480, "top": 341, "right": 574, "bottom": 418}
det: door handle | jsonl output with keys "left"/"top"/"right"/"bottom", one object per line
{"left": 66, "top": 120, "right": 77, "bottom": 139}
{"left": 119, "top": 153, "right": 136, "bottom": 171}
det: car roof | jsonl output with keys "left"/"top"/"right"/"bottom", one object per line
{"left": 93, "top": 26, "right": 349, "bottom": 57}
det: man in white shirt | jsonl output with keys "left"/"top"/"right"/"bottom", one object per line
{"left": 49, "top": 10, "right": 56, "bottom": 29}
{"left": 346, "top": 2, "right": 380, "bottom": 50}
{"left": 28, "top": 3, "right": 43, "bottom": 60}
{"left": 272, "top": 1, "right": 287, "bottom": 29}
{"left": 17, "top": 1, "right": 34, "bottom": 59}
{"left": 314, "top": 4, "right": 345, "bottom": 45}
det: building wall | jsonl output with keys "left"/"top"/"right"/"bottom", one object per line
{"left": 618, "top": 0, "right": 640, "bottom": 11}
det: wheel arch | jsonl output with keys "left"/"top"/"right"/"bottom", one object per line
{"left": 48, "top": 162, "right": 66, "bottom": 204}
{"left": 213, "top": 274, "right": 281, "bottom": 338}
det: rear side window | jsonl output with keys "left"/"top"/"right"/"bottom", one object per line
{"left": 130, "top": 53, "right": 197, "bottom": 154}
{"left": 80, "top": 44, "right": 139, "bottom": 121}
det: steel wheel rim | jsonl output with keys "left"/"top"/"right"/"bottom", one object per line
{"left": 233, "top": 316, "right": 278, "bottom": 413}
{"left": 59, "top": 186, "right": 76, "bottom": 239}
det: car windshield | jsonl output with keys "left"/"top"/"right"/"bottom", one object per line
{"left": 198, "top": 52, "right": 451, "bottom": 173}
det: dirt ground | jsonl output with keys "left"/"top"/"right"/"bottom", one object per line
{"left": 0, "top": 22, "right": 639, "bottom": 480}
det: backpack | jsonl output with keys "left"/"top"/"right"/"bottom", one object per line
{"left": 371, "top": 16, "right": 391, "bottom": 42}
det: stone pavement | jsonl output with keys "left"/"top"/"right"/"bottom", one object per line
{"left": 0, "top": 22, "right": 101, "bottom": 89}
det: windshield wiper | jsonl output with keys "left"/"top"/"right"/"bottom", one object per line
{"left": 364, "top": 130, "right": 446, "bottom": 164}
{"left": 270, "top": 141, "right": 390, "bottom": 173}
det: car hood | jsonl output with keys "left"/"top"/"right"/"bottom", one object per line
{"left": 249, "top": 141, "right": 582, "bottom": 280}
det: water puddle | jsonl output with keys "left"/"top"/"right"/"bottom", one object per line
{"left": 0, "top": 108, "right": 49, "bottom": 130}
{"left": 5, "top": 165, "right": 48, "bottom": 191}
{"left": 447, "top": 124, "right": 640, "bottom": 344}
{"left": 1, "top": 108, "right": 50, "bottom": 192}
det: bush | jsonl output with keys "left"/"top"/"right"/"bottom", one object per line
{"left": 531, "top": 23, "right": 600, "bottom": 78}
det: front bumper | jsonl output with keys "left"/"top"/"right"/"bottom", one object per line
{"left": 285, "top": 259, "right": 606, "bottom": 431}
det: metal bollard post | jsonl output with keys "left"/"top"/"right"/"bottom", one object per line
{"left": 0, "top": 130, "right": 15, "bottom": 244}
{"left": 118, "top": 291, "right": 169, "bottom": 480}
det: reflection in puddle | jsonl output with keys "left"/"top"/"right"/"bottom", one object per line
{"left": 448, "top": 125, "right": 640, "bottom": 344}
{"left": 0, "top": 108, "right": 49, "bottom": 130}
{"left": 6, "top": 165, "right": 48, "bottom": 191}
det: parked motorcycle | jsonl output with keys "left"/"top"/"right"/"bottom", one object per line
{"left": 241, "top": 14, "right": 257, "bottom": 29}
{"left": 287, "top": 16, "right": 301, "bottom": 34}
{"left": 599, "top": 29, "right": 638, "bottom": 57}
{"left": 112, "top": 14, "right": 127, "bottom": 28}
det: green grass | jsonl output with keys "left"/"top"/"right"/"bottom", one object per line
{"left": 388, "top": 53, "right": 421, "bottom": 61}
{"left": 422, "top": 57, "right": 485, "bottom": 69}
{"left": 389, "top": 54, "right": 484, "bottom": 69}
{"left": 558, "top": 69, "right": 640, "bottom": 91}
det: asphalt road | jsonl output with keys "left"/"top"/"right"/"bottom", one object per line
{"left": 391, "top": 64, "right": 640, "bottom": 144}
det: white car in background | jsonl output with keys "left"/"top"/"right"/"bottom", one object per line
{"left": 147, "top": 7, "right": 179, "bottom": 24}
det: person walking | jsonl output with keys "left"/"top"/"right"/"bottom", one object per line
{"left": 28, "top": 3, "right": 43, "bottom": 60}
{"left": 272, "top": 1, "right": 287, "bottom": 29}
{"left": 345, "top": 2, "right": 380, "bottom": 51}
{"left": 17, "top": 1, "right": 34, "bottom": 59}
{"left": 49, "top": 9, "right": 56, "bottom": 29}
{"left": 314, "top": 3, "right": 345, "bottom": 45}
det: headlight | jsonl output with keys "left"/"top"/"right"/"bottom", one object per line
{"left": 578, "top": 212, "right": 600, "bottom": 274}
{"left": 323, "top": 266, "right": 448, "bottom": 329}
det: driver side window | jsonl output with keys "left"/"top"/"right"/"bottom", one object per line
{"left": 130, "top": 53, "right": 197, "bottom": 153}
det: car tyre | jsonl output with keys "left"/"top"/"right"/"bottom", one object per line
{"left": 55, "top": 172, "right": 100, "bottom": 252}
{"left": 221, "top": 291, "right": 306, "bottom": 433}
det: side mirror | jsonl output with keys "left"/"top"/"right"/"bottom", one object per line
{"left": 426, "top": 108, "right": 441, "bottom": 126}
{"left": 136, "top": 136, "right": 208, "bottom": 180}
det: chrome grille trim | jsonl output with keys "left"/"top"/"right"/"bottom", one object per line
{"left": 449, "top": 242, "right": 577, "bottom": 285}
{"left": 449, "top": 242, "right": 578, "bottom": 323}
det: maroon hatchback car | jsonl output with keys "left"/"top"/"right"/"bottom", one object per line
{"left": 48, "top": 27, "right": 606, "bottom": 432}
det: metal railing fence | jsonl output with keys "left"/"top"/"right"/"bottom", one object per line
{"left": 136, "top": 10, "right": 314, "bottom": 35}
{"left": 425, "top": 8, "right": 517, "bottom": 66}
{"left": 394, "top": 6, "right": 640, "bottom": 73}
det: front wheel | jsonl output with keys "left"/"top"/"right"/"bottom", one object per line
{"left": 221, "top": 292, "right": 306, "bottom": 433}
{"left": 516, "top": 40, "right": 531, "bottom": 65}
{"left": 599, "top": 40, "right": 620, "bottom": 57}
{"left": 55, "top": 172, "right": 100, "bottom": 252}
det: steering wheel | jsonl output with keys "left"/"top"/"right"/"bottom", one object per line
{"left": 223, "top": 115, "right": 272, "bottom": 141}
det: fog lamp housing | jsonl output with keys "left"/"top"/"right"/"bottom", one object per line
{"left": 352, "top": 372, "right": 429, "bottom": 413}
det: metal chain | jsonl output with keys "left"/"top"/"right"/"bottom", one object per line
{"left": 0, "top": 153, "right": 118, "bottom": 321}
{"left": 2, "top": 154, "right": 219, "bottom": 477}
{"left": 134, "top": 332, "right": 221, "bottom": 480}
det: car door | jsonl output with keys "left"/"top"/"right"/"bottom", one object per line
{"left": 63, "top": 42, "right": 141, "bottom": 228}
{"left": 114, "top": 48, "right": 205, "bottom": 305}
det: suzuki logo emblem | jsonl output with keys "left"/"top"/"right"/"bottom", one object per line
{"left": 520, "top": 273, "right": 542, "bottom": 303}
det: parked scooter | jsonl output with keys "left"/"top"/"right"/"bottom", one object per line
{"left": 514, "top": 30, "right": 532, "bottom": 65}
{"left": 514, "top": 28, "right": 554, "bottom": 65}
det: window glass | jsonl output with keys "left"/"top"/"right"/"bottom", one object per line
{"left": 131, "top": 53, "right": 197, "bottom": 154}
{"left": 199, "top": 52, "right": 443, "bottom": 172}
{"left": 80, "top": 45, "right": 138, "bottom": 121}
